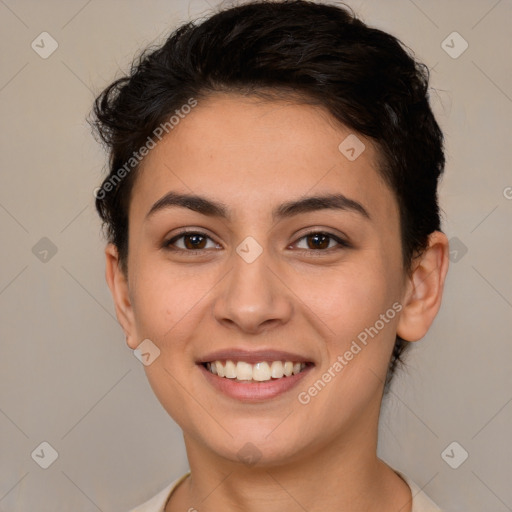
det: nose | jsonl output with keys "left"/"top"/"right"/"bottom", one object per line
{"left": 212, "top": 250, "right": 294, "bottom": 335}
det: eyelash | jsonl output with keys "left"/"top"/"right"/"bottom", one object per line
{"left": 163, "top": 229, "right": 350, "bottom": 255}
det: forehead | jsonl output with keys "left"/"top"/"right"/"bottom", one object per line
{"left": 130, "top": 93, "right": 397, "bottom": 224}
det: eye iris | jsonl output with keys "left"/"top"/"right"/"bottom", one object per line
{"left": 184, "top": 234, "right": 207, "bottom": 250}
{"left": 307, "top": 233, "right": 330, "bottom": 250}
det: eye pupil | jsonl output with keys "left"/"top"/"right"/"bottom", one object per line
{"left": 184, "top": 234, "right": 206, "bottom": 250}
{"left": 307, "top": 233, "right": 329, "bottom": 250}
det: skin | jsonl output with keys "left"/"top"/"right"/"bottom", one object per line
{"left": 105, "top": 94, "right": 449, "bottom": 512}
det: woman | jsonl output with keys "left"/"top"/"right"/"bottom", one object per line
{"left": 91, "top": 1, "right": 449, "bottom": 510}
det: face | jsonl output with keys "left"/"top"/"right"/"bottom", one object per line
{"left": 116, "top": 94, "right": 410, "bottom": 466}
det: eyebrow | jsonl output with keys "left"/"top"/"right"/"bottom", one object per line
{"left": 145, "top": 191, "right": 370, "bottom": 222}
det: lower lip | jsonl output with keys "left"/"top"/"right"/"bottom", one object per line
{"left": 198, "top": 364, "right": 313, "bottom": 402}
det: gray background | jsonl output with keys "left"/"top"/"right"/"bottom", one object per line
{"left": 1, "top": 0, "right": 511, "bottom": 510}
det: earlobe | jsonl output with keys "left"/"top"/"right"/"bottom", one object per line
{"left": 104, "top": 244, "right": 139, "bottom": 349}
{"left": 396, "top": 231, "right": 450, "bottom": 342}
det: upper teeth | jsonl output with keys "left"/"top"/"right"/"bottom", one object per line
{"left": 206, "top": 360, "right": 306, "bottom": 382}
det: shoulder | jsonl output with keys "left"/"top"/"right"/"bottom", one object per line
{"left": 129, "top": 470, "right": 442, "bottom": 512}
{"left": 127, "top": 472, "right": 191, "bottom": 512}
{"left": 395, "top": 470, "right": 443, "bottom": 512}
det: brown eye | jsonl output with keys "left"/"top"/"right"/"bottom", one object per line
{"left": 294, "top": 231, "right": 349, "bottom": 252}
{"left": 183, "top": 233, "right": 207, "bottom": 250}
{"left": 306, "top": 233, "right": 330, "bottom": 250}
{"left": 165, "top": 231, "right": 220, "bottom": 252}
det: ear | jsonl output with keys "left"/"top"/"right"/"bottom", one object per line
{"left": 105, "top": 243, "right": 139, "bottom": 349}
{"left": 397, "top": 231, "right": 450, "bottom": 342}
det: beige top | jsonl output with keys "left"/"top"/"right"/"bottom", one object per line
{"left": 128, "top": 470, "right": 442, "bottom": 511}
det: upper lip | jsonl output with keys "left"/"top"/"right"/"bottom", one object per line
{"left": 197, "top": 349, "right": 314, "bottom": 365}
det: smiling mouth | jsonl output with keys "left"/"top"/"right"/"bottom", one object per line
{"left": 202, "top": 360, "right": 312, "bottom": 383}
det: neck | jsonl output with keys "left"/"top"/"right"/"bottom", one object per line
{"left": 167, "top": 405, "right": 412, "bottom": 512}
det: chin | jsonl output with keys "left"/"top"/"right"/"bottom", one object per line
{"left": 196, "top": 425, "right": 312, "bottom": 469}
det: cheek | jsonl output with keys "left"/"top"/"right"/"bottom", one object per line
{"left": 293, "top": 259, "right": 400, "bottom": 344}
{"left": 130, "top": 259, "right": 216, "bottom": 345}
{"left": 291, "top": 264, "right": 401, "bottom": 418}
